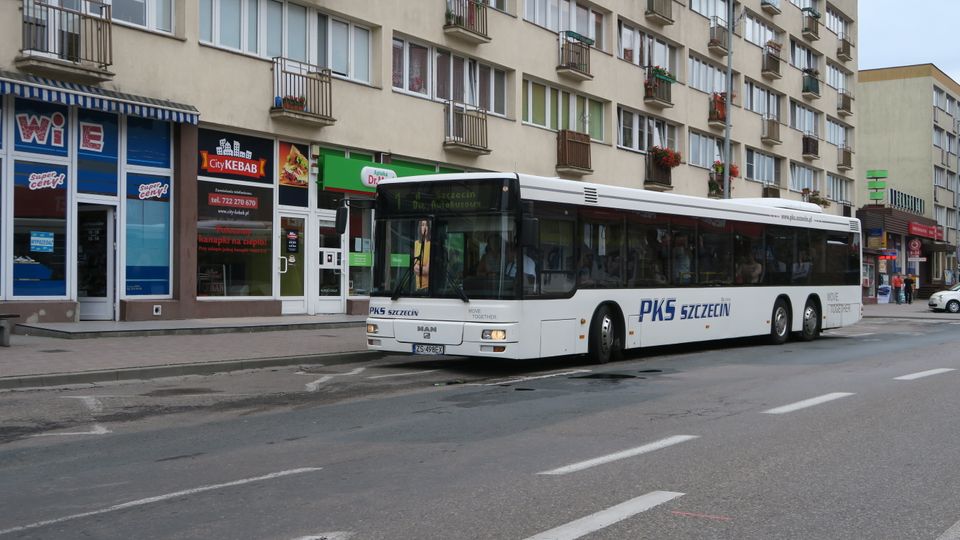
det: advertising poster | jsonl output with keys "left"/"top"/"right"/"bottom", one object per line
{"left": 14, "top": 98, "right": 69, "bottom": 157}
{"left": 13, "top": 161, "right": 68, "bottom": 296}
{"left": 126, "top": 173, "right": 172, "bottom": 295}
{"left": 196, "top": 181, "right": 273, "bottom": 296}
{"left": 278, "top": 140, "right": 309, "bottom": 207}
{"left": 77, "top": 109, "right": 119, "bottom": 195}
{"left": 198, "top": 129, "right": 273, "bottom": 184}
{"left": 127, "top": 117, "right": 172, "bottom": 168}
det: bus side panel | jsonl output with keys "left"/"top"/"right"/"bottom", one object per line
{"left": 540, "top": 319, "right": 579, "bottom": 357}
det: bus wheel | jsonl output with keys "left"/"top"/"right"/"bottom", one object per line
{"left": 799, "top": 300, "right": 820, "bottom": 341}
{"left": 768, "top": 299, "right": 790, "bottom": 345}
{"left": 589, "top": 306, "right": 622, "bottom": 364}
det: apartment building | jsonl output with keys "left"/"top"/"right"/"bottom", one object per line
{"left": 0, "top": 0, "right": 857, "bottom": 322}
{"left": 857, "top": 65, "right": 960, "bottom": 301}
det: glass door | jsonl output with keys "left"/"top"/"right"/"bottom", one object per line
{"left": 279, "top": 215, "right": 307, "bottom": 314}
{"left": 315, "top": 219, "right": 344, "bottom": 313}
{"left": 77, "top": 204, "right": 115, "bottom": 320}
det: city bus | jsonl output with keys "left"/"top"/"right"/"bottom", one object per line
{"left": 361, "top": 172, "right": 862, "bottom": 363}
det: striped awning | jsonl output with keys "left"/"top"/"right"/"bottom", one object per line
{"left": 0, "top": 70, "right": 199, "bottom": 124}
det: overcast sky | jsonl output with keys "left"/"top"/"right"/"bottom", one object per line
{"left": 858, "top": 0, "right": 960, "bottom": 83}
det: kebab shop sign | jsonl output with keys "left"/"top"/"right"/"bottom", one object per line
{"left": 361, "top": 166, "right": 396, "bottom": 189}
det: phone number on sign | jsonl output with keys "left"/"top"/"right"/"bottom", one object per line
{"left": 208, "top": 193, "right": 259, "bottom": 209}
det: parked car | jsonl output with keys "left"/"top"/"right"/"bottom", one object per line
{"left": 928, "top": 284, "right": 960, "bottom": 313}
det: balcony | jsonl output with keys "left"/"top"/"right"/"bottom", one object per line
{"left": 443, "top": 0, "right": 490, "bottom": 44}
{"left": 761, "top": 0, "right": 782, "bottom": 15}
{"left": 270, "top": 57, "right": 335, "bottom": 127}
{"left": 802, "top": 72, "right": 820, "bottom": 99}
{"left": 838, "top": 89, "right": 853, "bottom": 117}
{"left": 708, "top": 17, "right": 729, "bottom": 56}
{"left": 16, "top": 0, "right": 114, "bottom": 84}
{"left": 644, "top": 68, "right": 674, "bottom": 108}
{"left": 443, "top": 101, "right": 490, "bottom": 155}
{"left": 761, "top": 44, "right": 782, "bottom": 79}
{"left": 802, "top": 133, "right": 819, "bottom": 160}
{"left": 556, "top": 130, "right": 592, "bottom": 175}
{"left": 645, "top": 0, "right": 674, "bottom": 26}
{"left": 802, "top": 8, "right": 820, "bottom": 41}
{"left": 761, "top": 116, "right": 781, "bottom": 145}
{"left": 837, "top": 32, "right": 853, "bottom": 62}
{"left": 762, "top": 185, "right": 782, "bottom": 198}
{"left": 708, "top": 93, "right": 728, "bottom": 129}
{"left": 556, "top": 31, "right": 592, "bottom": 81}
{"left": 645, "top": 159, "right": 673, "bottom": 191}
{"left": 838, "top": 145, "right": 853, "bottom": 171}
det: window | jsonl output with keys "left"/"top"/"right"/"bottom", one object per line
{"left": 790, "top": 101, "right": 819, "bottom": 135}
{"left": 827, "top": 174, "right": 850, "bottom": 203}
{"left": 114, "top": 0, "right": 172, "bottom": 32}
{"left": 746, "top": 149, "right": 779, "bottom": 185}
{"left": 618, "top": 108, "right": 677, "bottom": 152}
{"left": 826, "top": 64, "right": 848, "bottom": 91}
{"left": 935, "top": 166, "right": 947, "bottom": 188}
{"left": 934, "top": 127, "right": 945, "bottom": 149}
{"left": 827, "top": 118, "right": 848, "bottom": 147}
{"left": 790, "top": 40, "right": 819, "bottom": 71}
{"left": 690, "top": 0, "right": 730, "bottom": 20}
{"left": 825, "top": 7, "right": 848, "bottom": 36}
{"left": 435, "top": 50, "right": 506, "bottom": 114}
{"left": 744, "top": 80, "right": 780, "bottom": 119}
{"left": 936, "top": 205, "right": 947, "bottom": 228}
{"left": 526, "top": 0, "right": 605, "bottom": 50}
{"left": 744, "top": 13, "right": 779, "bottom": 48}
{"left": 318, "top": 14, "right": 371, "bottom": 82}
{"left": 393, "top": 38, "right": 430, "bottom": 95}
{"left": 689, "top": 131, "right": 722, "bottom": 168}
{"left": 789, "top": 0, "right": 816, "bottom": 8}
{"left": 934, "top": 86, "right": 946, "bottom": 110}
{"left": 617, "top": 21, "right": 677, "bottom": 74}
{"left": 789, "top": 162, "right": 817, "bottom": 192}
{"left": 523, "top": 79, "right": 604, "bottom": 141}
{"left": 689, "top": 56, "right": 727, "bottom": 94}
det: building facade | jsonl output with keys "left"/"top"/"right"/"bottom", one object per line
{"left": 0, "top": 0, "right": 857, "bottom": 322}
{"left": 857, "top": 65, "right": 960, "bottom": 302}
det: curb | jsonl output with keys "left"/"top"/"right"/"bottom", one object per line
{"left": 0, "top": 350, "right": 382, "bottom": 391}
{"left": 14, "top": 320, "right": 366, "bottom": 340}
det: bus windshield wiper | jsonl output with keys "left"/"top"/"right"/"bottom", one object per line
{"left": 391, "top": 256, "right": 417, "bottom": 300}
{"left": 446, "top": 272, "right": 469, "bottom": 302}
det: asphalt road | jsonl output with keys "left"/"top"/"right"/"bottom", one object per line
{"left": 1, "top": 317, "right": 960, "bottom": 539}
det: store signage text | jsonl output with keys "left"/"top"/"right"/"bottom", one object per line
{"left": 200, "top": 139, "right": 267, "bottom": 179}
{"left": 79, "top": 122, "right": 105, "bottom": 152}
{"left": 138, "top": 181, "right": 170, "bottom": 200}
{"left": 361, "top": 166, "right": 397, "bottom": 189}
{"left": 17, "top": 112, "right": 66, "bottom": 147}
{"left": 207, "top": 192, "right": 259, "bottom": 209}
{"left": 908, "top": 221, "right": 943, "bottom": 240}
{"left": 28, "top": 171, "right": 66, "bottom": 191}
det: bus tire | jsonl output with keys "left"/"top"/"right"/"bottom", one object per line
{"left": 799, "top": 299, "right": 820, "bottom": 341}
{"left": 589, "top": 305, "right": 622, "bottom": 364}
{"left": 768, "top": 299, "right": 790, "bottom": 345}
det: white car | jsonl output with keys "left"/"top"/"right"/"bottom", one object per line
{"left": 928, "top": 284, "right": 960, "bottom": 313}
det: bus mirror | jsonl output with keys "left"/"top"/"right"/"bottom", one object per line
{"left": 335, "top": 206, "right": 348, "bottom": 235}
{"left": 521, "top": 217, "right": 539, "bottom": 247}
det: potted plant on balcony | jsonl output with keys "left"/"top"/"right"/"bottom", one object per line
{"left": 765, "top": 40, "right": 783, "bottom": 55}
{"left": 650, "top": 145, "right": 681, "bottom": 169}
{"left": 802, "top": 188, "right": 831, "bottom": 208}
{"left": 708, "top": 160, "right": 739, "bottom": 198}
{"left": 282, "top": 95, "right": 306, "bottom": 111}
{"left": 802, "top": 67, "right": 820, "bottom": 78}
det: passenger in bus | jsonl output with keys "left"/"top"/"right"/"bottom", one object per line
{"left": 476, "top": 233, "right": 504, "bottom": 276}
{"left": 504, "top": 243, "right": 537, "bottom": 286}
{"left": 737, "top": 253, "right": 763, "bottom": 284}
{"left": 578, "top": 250, "right": 599, "bottom": 286}
{"left": 672, "top": 234, "right": 694, "bottom": 284}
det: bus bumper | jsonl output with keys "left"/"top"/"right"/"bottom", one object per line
{"left": 365, "top": 318, "right": 523, "bottom": 359}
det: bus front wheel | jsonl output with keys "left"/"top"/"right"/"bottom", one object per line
{"left": 768, "top": 299, "right": 790, "bottom": 345}
{"left": 589, "top": 306, "right": 622, "bottom": 364}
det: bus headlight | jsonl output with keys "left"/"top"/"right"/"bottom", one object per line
{"left": 367, "top": 323, "right": 379, "bottom": 334}
{"left": 482, "top": 329, "right": 507, "bottom": 340}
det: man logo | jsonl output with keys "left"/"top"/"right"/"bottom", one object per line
{"left": 423, "top": 332, "right": 431, "bottom": 339}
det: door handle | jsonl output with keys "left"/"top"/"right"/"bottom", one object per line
{"left": 279, "top": 256, "right": 289, "bottom": 274}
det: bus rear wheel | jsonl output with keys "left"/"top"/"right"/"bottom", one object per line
{"left": 589, "top": 306, "right": 622, "bottom": 364}
{"left": 768, "top": 299, "right": 790, "bottom": 345}
{"left": 798, "top": 300, "right": 820, "bottom": 341}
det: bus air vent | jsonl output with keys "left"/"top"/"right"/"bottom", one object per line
{"left": 584, "top": 187, "right": 599, "bottom": 204}
{"left": 849, "top": 221, "right": 859, "bottom": 232}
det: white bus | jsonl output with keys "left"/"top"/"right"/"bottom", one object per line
{"left": 362, "top": 173, "right": 862, "bottom": 363}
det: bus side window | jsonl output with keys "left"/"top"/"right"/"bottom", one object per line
{"left": 531, "top": 205, "right": 576, "bottom": 296}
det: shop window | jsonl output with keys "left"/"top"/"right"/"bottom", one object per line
{"left": 14, "top": 99, "right": 69, "bottom": 157}
{"left": 13, "top": 161, "right": 68, "bottom": 297}
{"left": 278, "top": 140, "right": 309, "bottom": 207}
{"left": 348, "top": 204, "right": 373, "bottom": 295}
{"left": 78, "top": 110, "right": 119, "bottom": 196}
{"left": 126, "top": 174, "right": 172, "bottom": 296}
{"left": 127, "top": 118, "right": 171, "bottom": 168}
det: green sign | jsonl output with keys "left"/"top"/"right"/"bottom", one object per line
{"left": 868, "top": 192, "right": 885, "bottom": 200}
{"left": 321, "top": 155, "right": 433, "bottom": 194}
{"left": 867, "top": 181, "right": 887, "bottom": 189}
{"left": 866, "top": 169, "right": 889, "bottom": 178}
{"left": 390, "top": 253, "right": 411, "bottom": 267}
{"left": 349, "top": 252, "right": 372, "bottom": 267}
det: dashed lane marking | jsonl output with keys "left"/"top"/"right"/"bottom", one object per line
{"left": 936, "top": 517, "right": 960, "bottom": 540}
{"left": 290, "top": 533, "right": 354, "bottom": 540}
{"left": 30, "top": 425, "right": 111, "bottom": 437}
{"left": 762, "top": 392, "right": 855, "bottom": 415}
{"left": 475, "top": 370, "right": 593, "bottom": 386}
{"left": 305, "top": 368, "right": 366, "bottom": 392}
{"left": 538, "top": 436, "right": 699, "bottom": 475}
{"left": 523, "top": 491, "right": 684, "bottom": 540}
{"left": 367, "top": 370, "right": 438, "bottom": 380}
{"left": 894, "top": 368, "right": 956, "bottom": 381}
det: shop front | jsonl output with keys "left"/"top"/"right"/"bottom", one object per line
{"left": 0, "top": 73, "right": 195, "bottom": 322}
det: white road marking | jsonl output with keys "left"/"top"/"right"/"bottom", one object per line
{"left": 30, "top": 425, "right": 111, "bottom": 437}
{"left": 477, "top": 369, "right": 592, "bottom": 386}
{"left": 538, "top": 435, "right": 699, "bottom": 475}
{"left": 523, "top": 491, "right": 684, "bottom": 540}
{"left": 305, "top": 367, "right": 366, "bottom": 392}
{"left": 762, "top": 392, "right": 855, "bottom": 414}
{"left": 838, "top": 332, "right": 876, "bottom": 338}
{"left": 62, "top": 396, "right": 104, "bottom": 413}
{"left": 894, "top": 368, "right": 956, "bottom": 381}
{"left": 367, "top": 370, "right": 438, "bottom": 380}
{"left": 290, "top": 533, "right": 354, "bottom": 540}
{"left": 0, "top": 467, "right": 323, "bottom": 537}
{"left": 936, "top": 518, "right": 960, "bottom": 540}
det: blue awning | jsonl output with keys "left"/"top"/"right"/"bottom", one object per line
{"left": 0, "top": 70, "right": 199, "bottom": 124}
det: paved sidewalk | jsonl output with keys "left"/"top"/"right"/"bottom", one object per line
{"left": 862, "top": 300, "right": 960, "bottom": 320}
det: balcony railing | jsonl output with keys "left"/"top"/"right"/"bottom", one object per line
{"left": 556, "top": 31, "right": 592, "bottom": 81}
{"left": 557, "top": 129, "right": 592, "bottom": 174}
{"left": 838, "top": 89, "right": 853, "bottom": 116}
{"left": 838, "top": 145, "right": 853, "bottom": 170}
{"left": 645, "top": 159, "right": 673, "bottom": 191}
{"left": 761, "top": 0, "right": 781, "bottom": 15}
{"left": 762, "top": 45, "right": 782, "bottom": 79}
{"left": 709, "top": 17, "right": 729, "bottom": 56}
{"left": 270, "top": 57, "right": 335, "bottom": 126}
{"left": 18, "top": 0, "right": 113, "bottom": 82}
{"left": 443, "top": 0, "right": 490, "bottom": 44}
{"left": 802, "top": 73, "right": 820, "bottom": 99}
{"left": 708, "top": 92, "right": 727, "bottom": 129}
{"left": 645, "top": 0, "right": 674, "bottom": 25}
{"left": 644, "top": 68, "right": 674, "bottom": 108}
{"left": 802, "top": 133, "right": 819, "bottom": 159}
{"left": 837, "top": 32, "right": 853, "bottom": 61}
{"left": 761, "top": 116, "right": 781, "bottom": 145}
{"left": 802, "top": 8, "right": 820, "bottom": 40}
{"left": 443, "top": 101, "right": 490, "bottom": 155}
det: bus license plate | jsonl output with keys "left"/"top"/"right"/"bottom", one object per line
{"left": 413, "top": 344, "right": 445, "bottom": 355}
